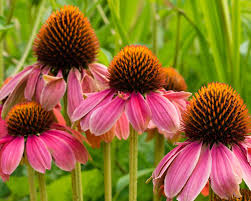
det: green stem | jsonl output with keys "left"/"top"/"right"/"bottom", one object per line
{"left": 0, "top": 0, "right": 4, "bottom": 85}
{"left": 103, "top": 142, "right": 112, "bottom": 201}
{"left": 129, "top": 126, "right": 138, "bottom": 201}
{"left": 27, "top": 164, "right": 37, "bottom": 201}
{"left": 13, "top": 0, "right": 46, "bottom": 75}
{"left": 173, "top": 12, "right": 181, "bottom": 68}
{"left": 152, "top": 2, "right": 157, "bottom": 55}
{"left": 71, "top": 163, "right": 83, "bottom": 201}
{"left": 37, "top": 173, "right": 48, "bottom": 201}
{"left": 153, "top": 133, "right": 164, "bottom": 201}
{"left": 209, "top": 184, "right": 214, "bottom": 201}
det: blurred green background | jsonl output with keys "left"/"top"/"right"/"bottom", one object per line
{"left": 0, "top": 0, "right": 250, "bottom": 200}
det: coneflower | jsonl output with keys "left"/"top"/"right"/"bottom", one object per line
{"left": 0, "top": 101, "right": 88, "bottom": 201}
{"left": 72, "top": 45, "right": 191, "bottom": 201}
{"left": 152, "top": 82, "right": 251, "bottom": 201}
{"left": 0, "top": 5, "right": 108, "bottom": 119}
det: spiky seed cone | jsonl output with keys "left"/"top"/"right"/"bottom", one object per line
{"left": 163, "top": 67, "right": 187, "bottom": 91}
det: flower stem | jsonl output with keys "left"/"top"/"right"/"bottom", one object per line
{"left": 103, "top": 142, "right": 112, "bottom": 201}
{"left": 71, "top": 163, "right": 83, "bottom": 201}
{"left": 0, "top": 0, "right": 4, "bottom": 85}
{"left": 37, "top": 173, "right": 48, "bottom": 201}
{"left": 27, "top": 164, "right": 37, "bottom": 201}
{"left": 209, "top": 183, "right": 214, "bottom": 201}
{"left": 14, "top": 0, "right": 46, "bottom": 75}
{"left": 153, "top": 133, "right": 164, "bottom": 201}
{"left": 129, "top": 126, "right": 138, "bottom": 201}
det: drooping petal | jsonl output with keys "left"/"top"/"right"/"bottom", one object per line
{"left": 90, "top": 96, "right": 126, "bottom": 135}
{"left": 163, "top": 91, "right": 191, "bottom": 100}
{"left": 88, "top": 63, "right": 109, "bottom": 88}
{"left": 115, "top": 112, "right": 129, "bottom": 140}
{"left": 26, "top": 135, "right": 52, "bottom": 173}
{"left": 210, "top": 144, "right": 242, "bottom": 199}
{"left": 1, "top": 136, "right": 24, "bottom": 174}
{"left": 164, "top": 142, "right": 202, "bottom": 198}
{"left": 67, "top": 69, "right": 84, "bottom": 119}
{"left": 24, "top": 67, "right": 41, "bottom": 101}
{"left": 2, "top": 74, "right": 27, "bottom": 119}
{"left": 46, "top": 130, "right": 88, "bottom": 164}
{"left": 232, "top": 144, "right": 251, "bottom": 189}
{"left": 71, "top": 89, "right": 114, "bottom": 122}
{"left": 81, "top": 70, "right": 97, "bottom": 93}
{"left": 177, "top": 145, "right": 212, "bottom": 201}
{"left": 0, "top": 66, "right": 32, "bottom": 100}
{"left": 146, "top": 92, "right": 180, "bottom": 133}
{"left": 40, "top": 131, "right": 76, "bottom": 171}
{"left": 125, "top": 92, "right": 151, "bottom": 133}
{"left": 35, "top": 66, "right": 50, "bottom": 102}
{"left": 0, "top": 119, "right": 8, "bottom": 138}
{"left": 40, "top": 75, "right": 66, "bottom": 110}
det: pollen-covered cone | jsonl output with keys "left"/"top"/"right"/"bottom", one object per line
{"left": 72, "top": 45, "right": 190, "bottom": 138}
{"left": 152, "top": 82, "right": 251, "bottom": 201}
{"left": 0, "top": 102, "right": 88, "bottom": 179}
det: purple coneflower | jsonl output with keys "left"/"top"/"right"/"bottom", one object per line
{"left": 0, "top": 5, "right": 108, "bottom": 118}
{"left": 152, "top": 82, "right": 251, "bottom": 201}
{"left": 0, "top": 101, "right": 88, "bottom": 180}
{"left": 72, "top": 45, "right": 190, "bottom": 136}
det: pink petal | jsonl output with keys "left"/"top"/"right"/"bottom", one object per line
{"left": 115, "top": 112, "right": 129, "bottom": 140}
{"left": 0, "top": 135, "right": 15, "bottom": 144}
{"left": 232, "top": 144, "right": 251, "bottom": 189}
{"left": 0, "top": 66, "right": 32, "bottom": 100}
{"left": 67, "top": 69, "right": 84, "bottom": 119}
{"left": 88, "top": 63, "right": 109, "bottom": 88}
{"left": 125, "top": 92, "right": 151, "bottom": 133}
{"left": 2, "top": 73, "right": 27, "bottom": 119}
{"left": 81, "top": 70, "right": 97, "bottom": 93}
{"left": 46, "top": 130, "right": 88, "bottom": 164}
{"left": 1, "top": 136, "right": 24, "bottom": 174}
{"left": 146, "top": 92, "right": 180, "bottom": 133}
{"left": 24, "top": 67, "right": 41, "bottom": 101}
{"left": 0, "top": 119, "right": 8, "bottom": 138}
{"left": 177, "top": 145, "right": 212, "bottom": 201}
{"left": 152, "top": 142, "right": 189, "bottom": 187}
{"left": 210, "top": 144, "right": 241, "bottom": 199}
{"left": 35, "top": 67, "right": 50, "bottom": 102}
{"left": 40, "top": 75, "right": 66, "bottom": 110}
{"left": 163, "top": 91, "right": 191, "bottom": 100}
{"left": 26, "top": 135, "right": 52, "bottom": 173}
{"left": 164, "top": 141, "right": 202, "bottom": 198}
{"left": 39, "top": 131, "right": 76, "bottom": 171}
{"left": 90, "top": 96, "right": 126, "bottom": 135}
{"left": 71, "top": 89, "right": 114, "bottom": 122}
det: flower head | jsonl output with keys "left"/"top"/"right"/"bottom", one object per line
{"left": 163, "top": 67, "right": 187, "bottom": 91}
{"left": 0, "top": 102, "right": 88, "bottom": 179}
{"left": 108, "top": 45, "right": 163, "bottom": 94}
{"left": 152, "top": 83, "right": 251, "bottom": 201}
{"left": 72, "top": 45, "right": 191, "bottom": 137}
{"left": 34, "top": 5, "right": 99, "bottom": 77}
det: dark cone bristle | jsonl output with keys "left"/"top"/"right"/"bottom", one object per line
{"left": 163, "top": 67, "right": 187, "bottom": 91}
{"left": 33, "top": 5, "right": 99, "bottom": 76}
{"left": 108, "top": 45, "right": 164, "bottom": 94}
{"left": 183, "top": 82, "right": 250, "bottom": 146}
{"left": 6, "top": 102, "right": 54, "bottom": 137}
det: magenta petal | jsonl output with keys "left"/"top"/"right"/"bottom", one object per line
{"left": 88, "top": 63, "right": 109, "bottom": 87}
{"left": 0, "top": 66, "right": 32, "bottom": 100}
{"left": 81, "top": 70, "right": 97, "bottom": 93}
{"left": 40, "top": 131, "right": 76, "bottom": 171}
{"left": 164, "top": 141, "right": 202, "bottom": 198}
{"left": 210, "top": 144, "right": 242, "bottom": 199}
{"left": 115, "top": 112, "right": 129, "bottom": 140}
{"left": 67, "top": 69, "right": 84, "bottom": 119}
{"left": 90, "top": 96, "right": 126, "bottom": 135}
{"left": 164, "top": 91, "right": 191, "bottom": 100}
{"left": 35, "top": 67, "right": 50, "bottom": 102}
{"left": 26, "top": 135, "right": 52, "bottom": 173}
{"left": 232, "top": 144, "right": 251, "bottom": 189}
{"left": 0, "top": 119, "right": 8, "bottom": 138}
{"left": 71, "top": 89, "right": 114, "bottom": 121}
{"left": 24, "top": 67, "right": 41, "bottom": 101}
{"left": 177, "top": 145, "right": 212, "bottom": 201}
{"left": 146, "top": 92, "right": 180, "bottom": 133}
{"left": 1, "top": 136, "right": 24, "bottom": 174}
{"left": 125, "top": 92, "right": 151, "bottom": 133}
{"left": 46, "top": 130, "right": 88, "bottom": 164}
{"left": 40, "top": 75, "right": 66, "bottom": 111}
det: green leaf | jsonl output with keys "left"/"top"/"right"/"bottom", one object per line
{"left": 0, "top": 16, "right": 14, "bottom": 32}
